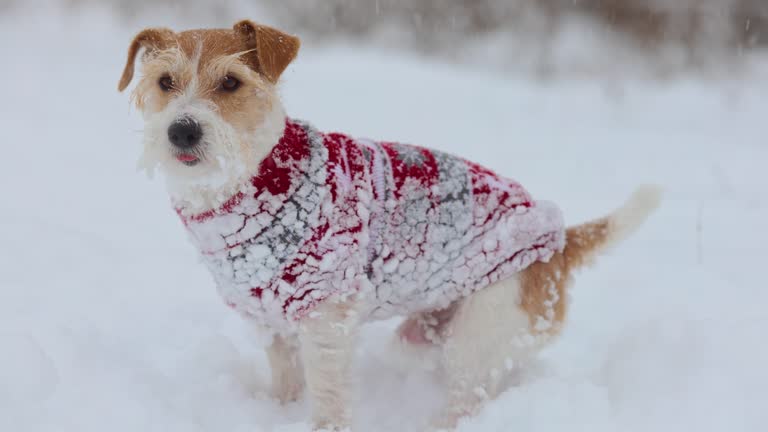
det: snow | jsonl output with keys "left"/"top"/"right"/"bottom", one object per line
{"left": 1, "top": 7, "right": 767, "bottom": 432}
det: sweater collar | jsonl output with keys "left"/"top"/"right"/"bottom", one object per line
{"left": 177, "top": 118, "right": 313, "bottom": 224}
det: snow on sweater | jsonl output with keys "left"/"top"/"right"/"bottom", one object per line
{"left": 176, "top": 118, "right": 566, "bottom": 332}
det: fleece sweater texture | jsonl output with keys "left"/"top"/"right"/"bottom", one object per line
{"left": 176, "top": 119, "right": 565, "bottom": 332}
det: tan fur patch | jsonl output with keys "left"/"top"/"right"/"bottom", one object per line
{"left": 119, "top": 21, "right": 300, "bottom": 139}
{"left": 233, "top": 20, "right": 301, "bottom": 84}
{"left": 519, "top": 218, "right": 610, "bottom": 336}
{"left": 118, "top": 28, "right": 175, "bottom": 92}
{"left": 119, "top": 22, "right": 299, "bottom": 93}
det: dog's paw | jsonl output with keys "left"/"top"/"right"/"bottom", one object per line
{"left": 271, "top": 380, "right": 304, "bottom": 404}
{"left": 429, "top": 400, "right": 480, "bottom": 431}
{"left": 312, "top": 423, "right": 351, "bottom": 432}
{"left": 427, "top": 420, "right": 457, "bottom": 432}
{"left": 428, "top": 411, "right": 463, "bottom": 432}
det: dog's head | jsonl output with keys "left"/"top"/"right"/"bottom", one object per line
{"left": 118, "top": 21, "right": 299, "bottom": 203}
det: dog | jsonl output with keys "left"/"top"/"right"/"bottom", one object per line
{"left": 118, "top": 20, "right": 661, "bottom": 431}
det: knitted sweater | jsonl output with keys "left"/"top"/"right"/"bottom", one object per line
{"left": 176, "top": 119, "right": 565, "bottom": 332}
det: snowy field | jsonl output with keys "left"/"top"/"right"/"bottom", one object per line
{"left": 1, "top": 7, "right": 767, "bottom": 432}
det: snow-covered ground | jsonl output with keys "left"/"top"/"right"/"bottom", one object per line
{"left": 1, "top": 7, "right": 767, "bottom": 432}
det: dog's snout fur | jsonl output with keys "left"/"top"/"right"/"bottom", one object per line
{"left": 168, "top": 116, "right": 202, "bottom": 149}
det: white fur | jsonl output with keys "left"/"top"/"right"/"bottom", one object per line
{"left": 434, "top": 275, "right": 537, "bottom": 429}
{"left": 606, "top": 184, "right": 663, "bottom": 249}
{"left": 266, "top": 334, "right": 304, "bottom": 404}
{"left": 279, "top": 275, "right": 555, "bottom": 431}
{"left": 298, "top": 296, "right": 360, "bottom": 431}
{"left": 139, "top": 90, "right": 286, "bottom": 213}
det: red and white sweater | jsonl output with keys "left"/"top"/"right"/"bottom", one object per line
{"left": 176, "top": 119, "right": 565, "bottom": 332}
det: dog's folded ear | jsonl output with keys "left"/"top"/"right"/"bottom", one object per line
{"left": 233, "top": 20, "right": 301, "bottom": 84}
{"left": 118, "top": 28, "right": 175, "bottom": 92}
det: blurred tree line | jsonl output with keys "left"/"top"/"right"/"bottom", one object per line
{"left": 43, "top": 0, "right": 765, "bottom": 48}
{"left": 270, "top": 0, "right": 767, "bottom": 48}
{"left": 5, "top": 0, "right": 765, "bottom": 72}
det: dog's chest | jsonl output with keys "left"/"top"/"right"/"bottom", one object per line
{"left": 178, "top": 121, "right": 354, "bottom": 328}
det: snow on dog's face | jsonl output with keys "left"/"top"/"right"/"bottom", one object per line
{"left": 118, "top": 21, "right": 299, "bottom": 206}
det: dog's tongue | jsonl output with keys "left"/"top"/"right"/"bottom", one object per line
{"left": 176, "top": 154, "right": 198, "bottom": 162}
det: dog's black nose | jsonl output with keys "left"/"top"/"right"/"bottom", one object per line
{"left": 168, "top": 117, "right": 202, "bottom": 148}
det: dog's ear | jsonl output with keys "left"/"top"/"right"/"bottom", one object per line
{"left": 233, "top": 20, "right": 300, "bottom": 84}
{"left": 118, "top": 28, "right": 175, "bottom": 92}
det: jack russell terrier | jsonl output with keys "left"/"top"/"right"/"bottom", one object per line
{"left": 118, "top": 20, "right": 660, "bottom": 431}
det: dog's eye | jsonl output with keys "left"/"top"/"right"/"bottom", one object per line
{"left": 219, "top": 75, "right": 241, "bottom": 92}
{"left": 158, "top": 75, "right": 174, "bottom": 92}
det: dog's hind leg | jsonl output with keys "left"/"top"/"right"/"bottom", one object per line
{"left": 431, "top": 276, "right": 549, "bottom": 430}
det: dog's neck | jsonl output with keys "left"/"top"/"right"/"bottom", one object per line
{"left": 169, "top": 105, "right": 287, "bottom": 214}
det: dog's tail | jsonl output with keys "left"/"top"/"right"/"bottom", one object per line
{"left": 518, "top": 185, "right": 661, "bottom": 335}
{"left": 560, "top": 184, "right": 662, "bottom": 269}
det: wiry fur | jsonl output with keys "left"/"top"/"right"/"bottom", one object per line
{"left": 119, "top": 20, "right": 661, "bottom": 431}
{"left": 137, "top": 93, "right": 285, "bottom": 211}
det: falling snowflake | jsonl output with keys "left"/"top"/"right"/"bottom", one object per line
{"left": 396, "top": 145, "right": 426, "bottom": 167}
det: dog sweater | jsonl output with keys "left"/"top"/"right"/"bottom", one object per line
{"left": 176, "top": 119, "right": 565, "bottom": 332}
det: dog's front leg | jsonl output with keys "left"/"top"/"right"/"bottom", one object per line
{"left": 267, "top": 333, "right": 304, "bottom": 404}
{"left": 298, "top": 295, "right": 359, "bottom": 431}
